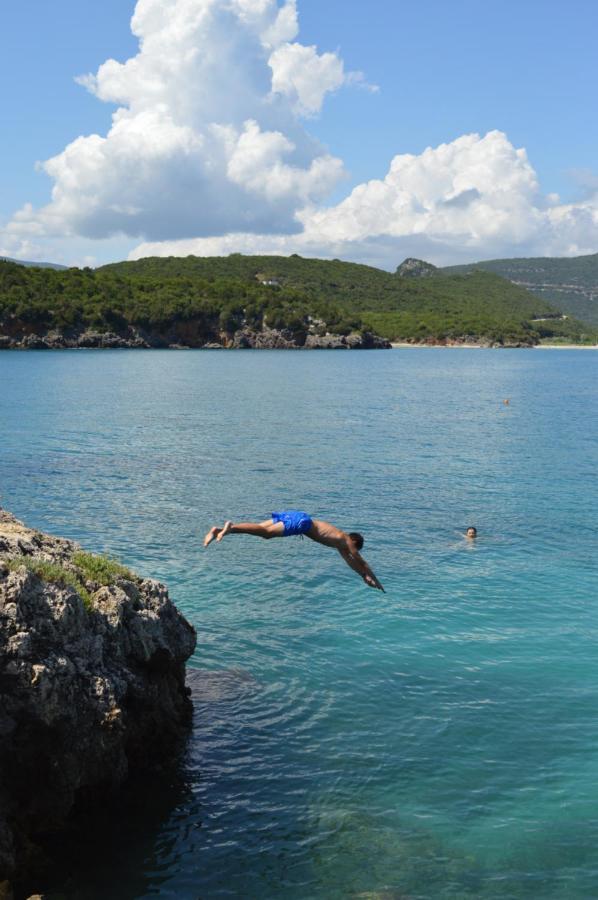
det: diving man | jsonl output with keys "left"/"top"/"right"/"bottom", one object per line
{"left": 204, "top": 509, "right": 385, "bottom": 591}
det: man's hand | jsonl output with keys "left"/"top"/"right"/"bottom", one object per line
{"left": 363, "top": 573, "right": 385, "bottom": 592}
{"left": 340, "top": 544, "right": 385, "bottom": 592}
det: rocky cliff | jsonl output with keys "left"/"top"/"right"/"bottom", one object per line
{"left": 0, "top": 510, "right": 196, "bottom": 895}
{"left": 0, "top": 325, "right": 391, "bottom": 351}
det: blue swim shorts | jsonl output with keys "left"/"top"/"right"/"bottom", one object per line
{"left": 271, "top": 509, "right": 313, "bottom": 537}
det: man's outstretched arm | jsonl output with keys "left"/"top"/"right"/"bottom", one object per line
{"left": 339, "top": 545, "right": 385, "bottom": 592}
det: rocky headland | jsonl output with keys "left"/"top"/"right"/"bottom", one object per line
{"left": 0, "top": 510, "right": 196, "bottom": 897}
{"left": 3, "top": 253, "right": 594, "bottom": 350}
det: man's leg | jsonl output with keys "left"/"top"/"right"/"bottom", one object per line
{"left": 217, "top": 519, "right": 284, "bottom": 541}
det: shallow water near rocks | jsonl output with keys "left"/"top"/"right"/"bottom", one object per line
{"left": 1, "top": 348, "right": 597, "bottom": 899}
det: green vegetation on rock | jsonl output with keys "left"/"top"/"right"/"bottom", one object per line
{"left": 6, "top": 551, "right": 136, "bottom": 611}
{"left": 7, "top": 557, "right": 92, "bottom": 610}
{"left": 72, "top": 551, "right": 135, "bottom": 586}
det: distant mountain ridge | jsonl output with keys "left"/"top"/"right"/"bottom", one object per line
{"left": 442, "top": 252, "right": 598, "bottom": 326}
{"left": 0, "top": 256, "right": 67, "bottom": 271}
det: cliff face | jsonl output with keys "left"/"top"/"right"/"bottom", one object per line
{"left": 231, "top": 327, "right": 391, "bottom": 350}
{"left": 0, "top": 324, "right": 391, "bottom": 350}
{"left": 0, "top": 510, "right": 196, "bottom": 891}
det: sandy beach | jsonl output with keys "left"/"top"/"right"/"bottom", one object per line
{"left": 390, "top": 342, "right": 598, "bottom": 350}
{"left": 535, "top": 343, "right": 598, "bottom": 350}
{"left": 390, "top": 342, "right": 488, "bottom": 349}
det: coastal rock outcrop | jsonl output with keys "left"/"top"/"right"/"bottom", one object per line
{"left": 0, "top": 324, "right": 391, "bottom": 351}
{"left": 0, "top": 327, "right": 153, "bottom": 351}
{"left": 0, "top": 510, "right": 196, "bottom": 892}
{"left": 231, "top": 327, "right": 392, "bottom": 349}
{"left": 231, "top": 326, "right": 299, "bottom": 349}
{"left": 304, "top": 331, "right": 391, "bottom": 349}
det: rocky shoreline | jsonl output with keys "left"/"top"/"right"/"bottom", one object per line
{"left": 0, "top": 510, "right": 197, "bottom": 898}
{"left": 0, "top": 325, "right": 391, "bottom": 351}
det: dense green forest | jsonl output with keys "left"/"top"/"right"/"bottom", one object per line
{"left": 0, "top": 259, "right": 362, "bottom": 338}
{"left": 102, "top": 254, "right": 597, "bottom": 342}
{"left": 1, "top": 253, "right": 596, "bottom": 346}
{"left": 443, "top": 253, "right": 598, "bottom": 326}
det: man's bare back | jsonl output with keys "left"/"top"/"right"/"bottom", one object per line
{"left": 204, "top": 509, "right": 384, "bottom": 591}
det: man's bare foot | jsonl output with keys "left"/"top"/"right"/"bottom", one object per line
{"left": 204, "top": 527, "right": 220, "bottom": 547}
{"left": 216, "top": 521, "right": 233, "bottom": 542}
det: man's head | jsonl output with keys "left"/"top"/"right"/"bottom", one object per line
{"left": 466, "top": 527, "right": 477, "bottom": 539}
{"left": 349, "top": 532, "right": 364, "bottom": 550}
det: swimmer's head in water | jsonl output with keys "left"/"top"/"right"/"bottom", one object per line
{"left": 466, "top": 527, "right": 477, "bottom": 539}
{"left": 349, "top": 532, "right": 364, "bottom": 550}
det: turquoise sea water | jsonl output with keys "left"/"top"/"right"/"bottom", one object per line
{"left": 1, "top": 348, "right": 597, "bottom": 899}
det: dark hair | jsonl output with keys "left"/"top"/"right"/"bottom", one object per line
{"left": 349, "top": 532, "right": 364, "bottom": 550}
{"left": 467, "top": 526, "right": 477, "bottom": 535}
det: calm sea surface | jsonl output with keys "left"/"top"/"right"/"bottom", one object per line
{"left": 1, "top": 348, "right": 597, "bottom": 899}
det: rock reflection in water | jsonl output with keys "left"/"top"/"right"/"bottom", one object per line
{"left": 186, "top": 667, "right": 259, "bottom": 703}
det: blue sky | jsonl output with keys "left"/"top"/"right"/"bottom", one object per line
{"left": 299, "top": 0, "right": 598, "bottom": 198}
{"left": 1, "top": 0, "right": 597, "bottom": 267}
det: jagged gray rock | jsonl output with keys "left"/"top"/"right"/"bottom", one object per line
{"left": 76, "top": 330, "right": 148, "bottom": 349}
{"left": 395, "top": 257, "right": 438, "bottom": 278}
{"left": 0, "top": 510, "right": 196, "bottom": 891}
{"left": 0, "top": 324, "right": 390, "bottom": 351}
{"left": 229, "top": 327, "right": 391, "bottom": 349}
{"left": 304, "top": 331, "right": 391, "bottom": 349}
{"left": 0, "top": 328, "right": 151, "bottom": 351}
{"left": 231, "top": 326, "right": 300, "bottom": 349}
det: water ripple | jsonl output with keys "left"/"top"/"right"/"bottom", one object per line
{"left": 1, "top": 349, "right": 597, "bottom": 899}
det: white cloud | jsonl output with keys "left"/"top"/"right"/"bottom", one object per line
{"left": 302, "top": 131, "right": 544, "bottom": 246}
{"left": 7, "top": 0, "right": 354, "bottom": 246}
{"left": 269, "top": 43, "right": 346, "bottom": 115}
{"left": 261, "top": 0, "right": 299, "bottom": 47}
{"left": 130, "top": 131, "right": 598, "bottom": 267}
{"left": 6, "top": 1, "right": 598, "bottom": 269}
